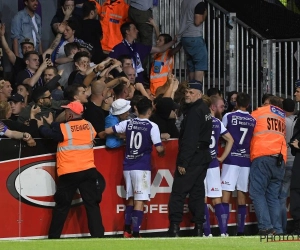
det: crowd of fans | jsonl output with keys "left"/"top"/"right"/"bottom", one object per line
{"left": 0, "top": 0, "right": 183, "bottom": 144}
{"left": 1, "top": 0, "right": 300, "bottom": 237}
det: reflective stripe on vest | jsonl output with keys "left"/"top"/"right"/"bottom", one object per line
{"left": 150, "top": 72, "right": 169, "bottom": 79}
{"left": 150, "top": 51, "right": 173, "bottom": 79}
{"left": 57, "top": 122, "right": 94, "bottom": 152}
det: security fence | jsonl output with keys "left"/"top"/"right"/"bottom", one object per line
{"left": 97, "top": 0, "right": 300, "bottom": 108}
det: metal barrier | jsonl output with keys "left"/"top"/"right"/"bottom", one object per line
{"left": 96, "top": 0, "right": 300, "bottom": 108}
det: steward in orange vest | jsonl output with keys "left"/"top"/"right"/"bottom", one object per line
{"left": 150, "top": 34, "right": 182, "bottom": 96}
{"left": 37, "top": 101, "right": 105, "bottom": 239}
{"left": 249, "top": 96, "right": 286, "bottom": 235}
{"left": 150, "top": 49, "right": 174, "bottom": 95}
{"left": 250, "top": 104, "right": 287, "bottom": 162}
{"left": 99, "top": 0, "right": 129, "bottom": 53}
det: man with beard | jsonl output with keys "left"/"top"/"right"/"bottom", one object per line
{"left": 202, "top": 95, "right": 233, "bottom": 237}
{"left": 11, "top": 0, "right": 42, "bottom": 57}
{"left": 43, "top": 66, "right": 64, "bottom": 101}
{"left": 168, "top": 80, "right": 212, "bottom": 237}
{"left": 17, "top": 86, "right": 68, "bottom": 126}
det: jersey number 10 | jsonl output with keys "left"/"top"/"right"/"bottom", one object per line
{"left": 129, "top": 131, "right": 143, "bottom": 149}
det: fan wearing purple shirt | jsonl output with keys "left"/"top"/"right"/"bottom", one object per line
{"left": 105, "top": 97, "right": 165, "bottom": 238}
{"left": 109, "top": 22, "right": 176, "bottom": 86}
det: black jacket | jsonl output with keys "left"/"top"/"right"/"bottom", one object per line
{"left": 176, "top": 98, "right": 212, "bottom": 168}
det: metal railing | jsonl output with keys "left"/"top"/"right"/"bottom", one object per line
{"left": 96, "top": 0, "right": 300, "bottom": 108}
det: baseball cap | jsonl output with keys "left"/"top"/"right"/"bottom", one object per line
{"left": 187, "top": 80, "right": 203, "bottom": 92}
{"left": 282, "top": 98, "right": 295, "bottom": 112}
{"left": 111, "top": 99, "right": 131, "bottom": 115}
{"left": 295, "top": 79, "right": 300, "bottom": 88}
{"left": 61, "top": 101, "right": 83, "bottom": 115}
{"left": 20, "top": 38, "right": 34, "bottom": 47}
{"left": 8, "top": 93, "right": 25, "bottom": 103}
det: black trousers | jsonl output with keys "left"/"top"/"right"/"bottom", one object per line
{"left": 290, "top": 153, "right": 300, "bottom": 221}
{"left": 48, "top": 168, "right": 105, "bottom": 239}
{"left": 290, "top": 189, "right": 300, "bottom": 221}
{"left": 168, "top": 162, "right": 208, "bottom": 225}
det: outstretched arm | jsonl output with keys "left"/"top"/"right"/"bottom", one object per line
{"left": 0, "top": 23, "right": 16, "bottom": 65}
{"left": 151, "top": 39, "right": 176, "bottom": 54}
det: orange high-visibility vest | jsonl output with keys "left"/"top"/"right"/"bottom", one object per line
{"left": 250, "top": 105, "right": 287, "bottom": 162}
{"left": 56, "top": 120, "right": 96, "bottom": 176}
{"left": 100, "top": 0, "right": 129, "bottom": 52}
{"left": 150, "top": 50, "right": 174, "bottom": 95}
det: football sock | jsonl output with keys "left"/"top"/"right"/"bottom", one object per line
{"left": 215, "top": 203, "right": 227, "bottom": 234}
{"left": 237, "top": 205, "right": 247, "bottom": 233}
{"left": 132, "top": 210, "right": 144, "bottom": 233}
{"left": 124, "top": 205, "right": 134, "bottom": 232}
{"left": 222, "top": 202, "right": 229, "bottom": 233}
{"left": 203, "top": 203, "right": 211, "bottom": 236}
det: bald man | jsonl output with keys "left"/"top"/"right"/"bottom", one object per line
{"left": 84, "top": 81, "right": 108, "bottom": 140}
{"left": 123, "top": 66, "right": 136, "bottom": 85}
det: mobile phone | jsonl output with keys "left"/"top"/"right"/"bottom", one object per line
{"left": 45, "top": 54, "right": 51, "bottom": 60}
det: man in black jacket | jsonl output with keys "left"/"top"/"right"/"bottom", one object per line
{"left": 168, "top": 80, "right": 212, "bottom": 237}
{"left": 290, "top": 80, "right": 300, "bottom": 235}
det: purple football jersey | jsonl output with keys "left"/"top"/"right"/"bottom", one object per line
{"left": 209, "top": 117, "right": 228, "bottom": 168}
{"left": 113, "top": 118, "right": 162, "bottom": 171}
{"left": 222, "top": 110, "right": 256, "bottom": 167}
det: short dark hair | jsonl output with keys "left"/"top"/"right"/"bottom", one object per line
{"left": 236, "top": 92, "right": 250, "bottom": 108}
{"left": 32, "top": 86, "right": 49, "bottom": 103}
{"left": 60, "top": 0, "right": 74, "bottom": 6}
{"left": 120, "top": 22, "right": 135, "bottom": 38}
{"left": 118, "top": 55, "right": 132, "bottom": 65}
{"left": 130, "top": 94, "right": 144, "bottom": 112}
{"left": 262, "top": 93, "right": 274, "bottom": 105}
{"left": 45, "top": 66, "right": 58, "bottom": 75}
{"left": 23, "top": 51, "right": 39, "bottom": 62}
{"left": 73, "top": 51, "right": 90, "bottom": 63}
{"left": 66, "top": 19, "right": 79, "bottom": 32}
{"left": 136, "top": 96, "right": 152, "bottom": 115}
{"left": 64, "top": 84, "right": 85, "bottom": 101}
{"left": 17, "top": 83, "right": 32, "bottom": 102}
{"left": 113, "top": 82, "right": 127, "bottom": 97}
{"left": 207, "top": 87, "right": 222, "bottom": 97}
{"left": 82, "top": 1, "right": 96, "bottom": 18}
{"left": 64, "top": 42, "right": 80, "bottom": 56}
{"left": 269, "top": 96, "right": 283, "bottom": 109}
{"left": 158, "top": 34, "right": 172, "bottom": 44}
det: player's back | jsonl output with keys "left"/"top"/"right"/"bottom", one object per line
{"left": 123, "top": 118, "right": 159, "bottom": 171}
{"left": 209, "top": 117, "right": 227, "bottom": 168}
{"left": 222, "top": 110, "right": 256, "bottom": 166}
